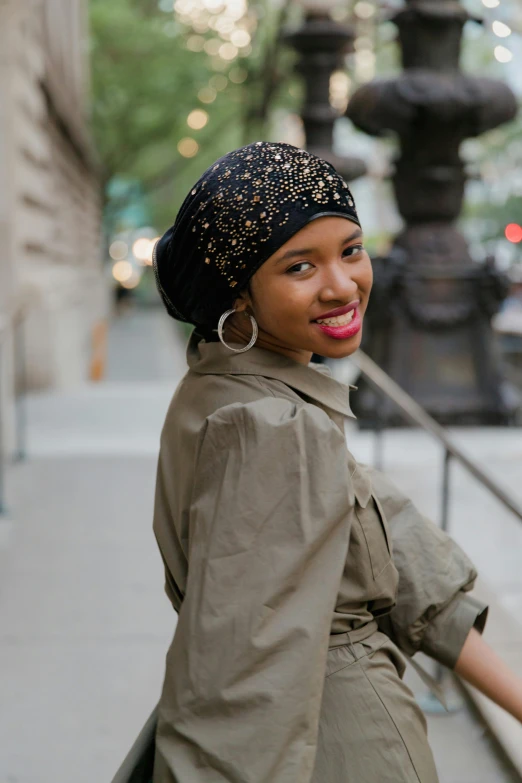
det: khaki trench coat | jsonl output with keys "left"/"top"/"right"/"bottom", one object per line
{"left": 151, "top": 329, "right": 488, "bottom": 783}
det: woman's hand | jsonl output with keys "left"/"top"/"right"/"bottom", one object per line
{"left": 455, "top": 627, "right": 522, "bottom": 723}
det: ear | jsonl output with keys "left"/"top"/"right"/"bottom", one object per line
{"left": 232, "top": 287, "right": 252, "bottom": 313}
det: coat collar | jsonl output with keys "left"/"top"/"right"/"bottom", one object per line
{"left": 186, "top": 328, "right": 357, "bottom": 420}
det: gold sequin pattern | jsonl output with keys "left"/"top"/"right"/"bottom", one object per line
{"left": 187, "top": 142, "right": 359, "bottom": 290}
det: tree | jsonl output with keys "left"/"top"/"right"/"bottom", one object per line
{"left": 89, "top": 0, "right": 299, "bottom": 231}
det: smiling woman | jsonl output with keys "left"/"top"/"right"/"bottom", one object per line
{"left": 152, "top": 142, "right": 361, "bottom": 333}
{"left": 223, "top": 216, "right": 372, "bottom": 363}
{"left": 136, "top": 142, "right": 510, "bottom": 783}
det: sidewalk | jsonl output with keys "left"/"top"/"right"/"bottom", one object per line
{"left": 0, "top": 308, "right": 520, "bottom": 783}
{"left": 0, "top": 310, "right": 184, "bottom": 783}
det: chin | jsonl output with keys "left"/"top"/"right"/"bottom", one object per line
{"left": 318, "top": 334, "right": 362, "bottom": 360}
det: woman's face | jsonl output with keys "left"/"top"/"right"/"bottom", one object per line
{"left": 231, "top": 216, "right": 373, "bottom": 365}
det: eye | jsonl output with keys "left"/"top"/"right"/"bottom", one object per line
{"left": 286, "top": 261, "right": 313, "bottom": 275}
{"left": 343, "top": 243, "right": 364, "bottom": 258}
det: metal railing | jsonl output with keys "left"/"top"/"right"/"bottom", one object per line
{"left": 0, "top": 306, "right": 29, "bottom": 515}
{"left": 350, "top": 350, "right": 522, "bottom": 709}
{"left": 350, "top": 350, "right": 522, "bottom": 536}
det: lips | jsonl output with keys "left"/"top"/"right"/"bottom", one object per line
{"left": 312, "top": 300, "right": 359, "bottom": 321}
{"left": 313, "top": 307, "right": 362, "bottom": 339}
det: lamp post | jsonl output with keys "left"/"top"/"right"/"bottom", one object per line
{"left": 285, "top": 2, "right": 366, "bottom": 362}
{"left": 346, "top": 0, "right": 518, "bottom": 425}
{"left": 284, "top": 1, "right": 366, "bottom": 183}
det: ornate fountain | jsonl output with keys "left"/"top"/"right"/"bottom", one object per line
{"left": 346, "top": 0, "right": 518, "bottom": 425}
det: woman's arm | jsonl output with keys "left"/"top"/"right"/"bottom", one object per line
{"left": 365, "top": 465, "right": 487, "bottom": 668}
{"left": 455, "top": 627, "right": 522, "bottom": 723}
{"left": 154, "top": 399, "right": 353, "bottom": 783}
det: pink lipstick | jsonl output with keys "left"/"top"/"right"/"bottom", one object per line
{"left": 312, "top": 306, "right": 362, "bottom": 340}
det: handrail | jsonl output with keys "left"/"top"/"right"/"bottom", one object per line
{"left": 350, "top": 348, "right": 522, "bottom": 701}
{"left": 351, "top": 349, "right": 522, "bottom": 524}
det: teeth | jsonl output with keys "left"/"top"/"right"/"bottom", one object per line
{"left": 316, "top": 310, "right": 354, "bottom": 326}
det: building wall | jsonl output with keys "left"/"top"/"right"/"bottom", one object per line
{"left": 0, "top": 0, "right": 106, "bottom": 454}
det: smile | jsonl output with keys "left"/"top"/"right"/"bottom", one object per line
{"left": 312, "top": 307, "right": 362, "bottom": 339}
{"left": 316, "top": 311, "right": 354, "bottom": 326}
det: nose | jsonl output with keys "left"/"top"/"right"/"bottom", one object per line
{"left": 317, "top": 259, "right": 359, "bottom": 304}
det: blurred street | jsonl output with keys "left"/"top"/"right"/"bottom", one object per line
{"left": 0, "top": 307, "right": 521, "bottom": 783}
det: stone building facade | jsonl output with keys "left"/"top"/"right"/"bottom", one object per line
{"left": 0, "top": 0, "right": 106, "bottom": 453}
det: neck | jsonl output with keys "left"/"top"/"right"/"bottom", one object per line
{"left": 223, "top": 320, "right": 313, "bottom": 366}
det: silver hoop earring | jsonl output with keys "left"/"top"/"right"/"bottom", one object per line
{"left": 217, "top": 308, "right": 258, "bottom": 353}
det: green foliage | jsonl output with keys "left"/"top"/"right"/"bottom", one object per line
{"left": 463, "top": 193, "right": 522, "bottom": 244}
{"left": 89, "top": 0, "right": 299, "bottom": 231}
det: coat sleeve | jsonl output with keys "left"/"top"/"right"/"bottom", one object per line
{"left": 365, "top": 466, "right": 488, "bottom": 670}
{"left": 154, "top": 398, "right": 352, "bottom": 783}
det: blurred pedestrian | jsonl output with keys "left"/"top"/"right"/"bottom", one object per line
{"left": 113, "top": 282, "right": 134, "bottom": 315}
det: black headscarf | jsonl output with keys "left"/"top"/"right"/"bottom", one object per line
{"left": 153, "top": 141, "right": 360, "bottom": 331}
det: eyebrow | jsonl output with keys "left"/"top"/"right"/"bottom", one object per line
{"left": 274, "top": 228, "right": 363, "bottom": 265}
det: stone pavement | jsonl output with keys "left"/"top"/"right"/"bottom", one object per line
{"left": 0, "top": 307, "right": 520, "bottom": 783}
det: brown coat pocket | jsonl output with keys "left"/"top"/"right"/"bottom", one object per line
{"left": 354, "top": 493, "right": 393, "bottom": 580}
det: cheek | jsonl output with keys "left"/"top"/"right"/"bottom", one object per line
{"left": 249, "top": 275, "right": 282, "bottom": 321}
{"left": 358, "top": 257, "right": 373, "bottom": 292}
{"left": 251, "top": 271, "right": 278, "bottom": 304}
{"left": 253, "top": 276, "right": 310, "bottom": 324}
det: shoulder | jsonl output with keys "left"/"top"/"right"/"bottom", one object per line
{"left": 201, "top": 397, "right": 346, "bottom": 452}
{"left": 193, "top": 398, "right": 351, "bottom": 498}
{"left": 184, "top": 367, "right": 307, "bottom": 410}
